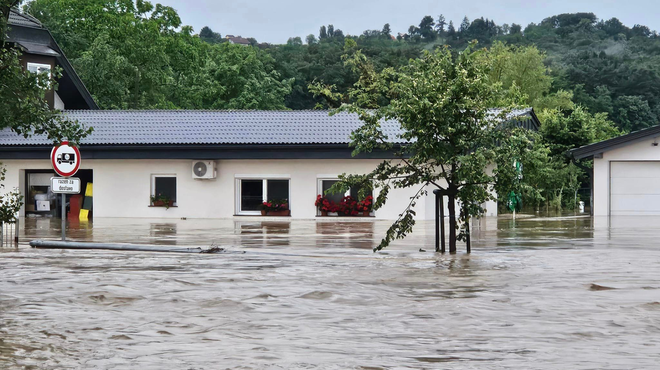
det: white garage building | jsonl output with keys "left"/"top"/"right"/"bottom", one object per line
{"left": 571, "top": 126, "right": 660, "bottom": 216}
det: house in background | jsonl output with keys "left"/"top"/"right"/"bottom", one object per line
{"left": 225, "top": 35, "right": 252, "bottom": 45}
{"left": 571, "top": 125, "right": 660, "bottom": 216}
{"left": 4, "top": 8, "right": 97, "bottom": 218}
{"left": 5, "top": 8, "right": 98, "bottom": 110}
{"left": 0, "top": 109, "right": 540, "bottom": 220}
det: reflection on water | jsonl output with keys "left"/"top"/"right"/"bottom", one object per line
{"left": 149, "top": 223, "right": 177, "bottom": 245}
{"left": 1, "top": 215, "right": 660, "bottom": 369}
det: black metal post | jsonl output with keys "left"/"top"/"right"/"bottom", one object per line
{"left": 439, "top": 196, "right": 445, "bottom": 253}
{"left": 466, "top": 218, "right": 471, "bottom": 253}
{"left": 434, "top": 191, "right": 440, "bottom": 252}
{"left": 434, "top": 189, "right": 446, "bottom": 253}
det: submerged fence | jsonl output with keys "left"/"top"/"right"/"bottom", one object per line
{"left": 1, "top": 217, "right": 19, "bottom": 247}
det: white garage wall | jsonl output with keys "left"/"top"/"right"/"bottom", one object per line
{"left": 593, "top": 137, "right": 660, "bottom": 216}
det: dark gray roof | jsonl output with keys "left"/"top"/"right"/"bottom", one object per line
{"left": 570, "top": 124, "right": 660, "bottom": 159}
{"left": 0, "top": 108, "right": 537, "bottom": 146}
{"left": 16, "top": 41, "right": 60, "bottom": 56}
{"left": 7, "top": 8, "right": 43, "bottom": 29}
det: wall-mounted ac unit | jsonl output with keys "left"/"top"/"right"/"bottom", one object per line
{"left": 192, "top": 160, "right": 216, "bottom": 179}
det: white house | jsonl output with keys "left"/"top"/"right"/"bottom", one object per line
{"left": 0, "top": 109, "right": 539, "bottom": 221}
{"left": 571, "top": 125, "right": 660, "bottom": 216}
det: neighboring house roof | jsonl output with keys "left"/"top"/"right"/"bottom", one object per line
{"left": 0, "top": 108, "right": 538, "bottom": 146}
{"left": 5, "top": 8, "right": 98, "bottom": 110}
{"left": 226, "top": 35, "right": 251, "bottom": 45}
{"left": 7, "top": 8, "right": 43, "bottom": 28}
{"left": 570, "top": 124, "right": 660, "bottom": 159}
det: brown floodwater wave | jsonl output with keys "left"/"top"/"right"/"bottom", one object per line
{"left": 1, "top": 215, "right": 659, "bottom": 369}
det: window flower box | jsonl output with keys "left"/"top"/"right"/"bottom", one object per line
{"left": 152, "top": 200, "right": 174, "bottom": 208}
{"left": 260, "top": 199, "right": 289, "bottom": 216}
{"left": 261, "top": 209, "right": 291, "bottom": 216}
{"left": 316, "top": 194, "right": 373, "bottom": 217}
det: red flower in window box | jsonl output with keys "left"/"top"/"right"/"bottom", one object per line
{"left": 356, "top": 195, "right": 374, "bottom": 216}
{"left": 260, "top": 199, "right": 290, "bottom": 216}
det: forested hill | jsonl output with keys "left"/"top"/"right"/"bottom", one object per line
{"left": 20, "top": 1, "right": 660, "bottom": 132}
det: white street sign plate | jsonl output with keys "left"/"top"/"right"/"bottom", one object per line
{"left": 51, "top": 177, "right": 81, "bottom": 194}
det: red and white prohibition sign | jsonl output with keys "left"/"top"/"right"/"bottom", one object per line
{"left": 51, "top": 141, "right": 81, "bottom": 177}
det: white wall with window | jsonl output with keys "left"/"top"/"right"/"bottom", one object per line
{"left": 0, "top": 158, "right": 481, "bottom": 220}
{"left": 235, "top": 176, "right": 290, "bottom": 215}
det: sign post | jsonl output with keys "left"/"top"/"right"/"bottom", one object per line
{"left": 51, "top": 142, "right": 81, "bottom": 241}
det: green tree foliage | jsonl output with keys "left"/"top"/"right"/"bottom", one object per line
{"left": 381, "top": 23, "right": 391, "bottom": 38}
{"left": 483, "top": 41, "right": 552, "bottom": 107}
{"left": 311, "top": 44, "right": 536, "bottom": 252}
{"left": 199, "top": 26, "right": 223, "bottom": 44}
{"left": 24, "top": 0, "right": 291, "bottom": 109}
{"left": 418, "top": 15, "right": 436, "bottom": 41}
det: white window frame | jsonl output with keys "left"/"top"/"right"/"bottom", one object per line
{"left": 235, "top": 176, "right": 291, "bottom": 215}
{"left": 26, "top": 62, "right": 52, "bottom": 76}
{"left": 26, "top": 62, "right": 52, "bottom": 88}
{"left": 151, "top": 174, "right": 177, "bottom": 206}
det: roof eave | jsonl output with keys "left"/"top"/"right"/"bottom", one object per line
{"left": 569, "top": 125, "right": 660, "bottom": 160}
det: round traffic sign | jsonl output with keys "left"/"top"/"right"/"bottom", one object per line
{"left": 51, "top": 141, "right": 81, "bottom": 177}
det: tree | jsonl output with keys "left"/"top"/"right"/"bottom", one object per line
{"left": 306, "top": 34, "right": 317, "bottom": 45}
{"left": 436, "top": 14, "right": 446, "bottom": 34}
{"left": 418, "top": 15, "right": 436, "bottom": 41}
{"left": 311, "top": 44, "right": 531, "bottom": 252}
{"left": 24, "top": 0, "right": 291, "bottom": 110}
{"left": 381, "top": 23, "right": 391, "bottom": 38}
{"left": 483, "top": 42, "right": 552, "bottom": 107}
{"left": 319, "top": 25, "right": 327, "bottom": 39}
{"left": 199, "top": 26, "right": 222, "bottom": 43}
{"left": 447, "top": 20, "right": 456, "bottom": 37}
{"left": 612, "top": 95, "right": 658, "bottom": 132}
{"left": 287, "top": 36, "right": 303, "bottom": 46}
{"left": 327, "top": 24, "right": 335, "bottom": 38}
{"left": 459, "top": 16, "right": 470, "bottom": 34}
{"left": 510, "top": 23, "right": 522, "bottom": 34}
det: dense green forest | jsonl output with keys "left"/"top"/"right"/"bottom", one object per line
{"left": 21, "top": 0, "right": 660, "bottom": 134}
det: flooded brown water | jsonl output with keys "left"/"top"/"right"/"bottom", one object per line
{"left": 1, "top": 215, "right": 659, "bottom": 369}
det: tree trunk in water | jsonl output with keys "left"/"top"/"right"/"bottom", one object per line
{"left": 448, "top": 193, "right": 457, "bottom": 253}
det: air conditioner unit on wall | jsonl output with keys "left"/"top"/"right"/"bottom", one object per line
{"left": 192, "top": 160, "right": 216, "bottom": 179}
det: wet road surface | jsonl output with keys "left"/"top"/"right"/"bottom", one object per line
{"left": 1, "top": 216, "right": 659, "bottom": 369}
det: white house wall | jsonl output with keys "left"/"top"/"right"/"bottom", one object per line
{"left": 593, "top": 137, "right": 660, "bottom": 216}
{"left": 1, "top": 158, "right": 446, "bottom": 220}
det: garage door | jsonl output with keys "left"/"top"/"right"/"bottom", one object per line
{"left": 611, "top": 161, "right": 660, "bottom": 215}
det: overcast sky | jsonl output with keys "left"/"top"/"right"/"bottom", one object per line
{"left": 159, "top": 0, "right": 660, "bottom": 44}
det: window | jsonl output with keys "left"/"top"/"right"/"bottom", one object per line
{"left": 236, "top": 178, "right": 290, "bottom": 215}
{"left": 321, "top": 179, "right": 344, "bottom": 205}
{"left": 26, "top": 62, "right": 52, "bottom": 88}
{"left": 152, "top": 175, "right": 177, "bottom": 205}
{"left": 318, "top": 178, "right": 373, "bottom": 215}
